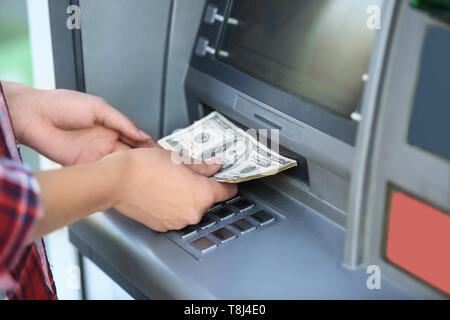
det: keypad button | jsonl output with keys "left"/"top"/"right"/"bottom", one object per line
{"left": 212, "top": 206, "right": 235, "bottom": 221}
{"left": 208, "top": 203, "right": 223, "bottom": 212}
{"left": 231, "top": 219, "right": 256, "bottom": 235}
{"left": 250, "top": 211, "right": 275, "bottom": 226}
{"left": 211, "top": 227, "right": 236, "bottom": 243}
{"left": 191, "top": 236, "right": 217, "bottom": 253}
{"left": 226, "top": 196, "right": 241, "bottom": 204}
{"left": 198, "top": 215, "right": 216, "bottom": 230}
{"left": 177, "top": 225, "right": 198, "bottom": 238}
{"left": 230, "top": 198, "right": 255, "bottom": 212}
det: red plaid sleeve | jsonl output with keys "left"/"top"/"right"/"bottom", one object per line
{"left": 0, "top": 157, "right": 43, "bottom": 291}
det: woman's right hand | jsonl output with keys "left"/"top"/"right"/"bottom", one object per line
{"left": 32, "top": 147, "right": 236, "bottom": 242}
{"left": 108, "top": 148, "right": 237, "bottom": 232}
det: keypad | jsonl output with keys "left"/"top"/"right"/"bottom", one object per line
{"left": 166, "top": 195, "right": 281, "bottom": 259}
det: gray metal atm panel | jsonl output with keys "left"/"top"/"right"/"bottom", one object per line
{"left": 185, "top": 68, "right": 354, "bottom": 180}
{"left": 182, "top": 0, "right": 399, "bottom": 226}
{"left": 50, "top": 0, "right": 415, "bottom": 299}
{"left": 344, "top": 0, "right": 399, "bottom": 268}
{"left": 79, "top": 0, "right": 172, "bottom": 138}
{"left": 347, "top": 1, "right": 450, "bottom": 299}
{"left": 69, "top": 182, "right": 411, "bottom": 299}
{"left": 163, "top": 0, "right": 207, "bottom": 136}
{"left": 185, "top": 69, "right": 352, "bottom": 223}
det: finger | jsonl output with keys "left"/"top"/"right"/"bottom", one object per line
{"left": 208, "top": 180, "right": 238, "bottom": 203}
{"left": 135, "top": 139, "right": 161, "bottom": 149}
{"left": 94, "top": 102, "right": 151, "bottom": 142}
{"left": 119, "top": 134, "right": 160, "bottom": 149}
{"left": 141, "top": 216, "right": 169, "bottom": 233}
{"left": 119, "top": 134, "right": 140, "bottom": 148}
{"left": 113, "top": 141, "right": 132, "bottom": 153}
{"left": 186, "top": 158, "right": 223, "bottom": 177}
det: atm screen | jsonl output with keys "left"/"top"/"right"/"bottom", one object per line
{"left": 217, "top": 0, "right": 382, "bottom": 118}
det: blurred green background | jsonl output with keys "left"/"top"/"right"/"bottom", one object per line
{"left": 0, "top": 0, "right": 40, "bottom": 170}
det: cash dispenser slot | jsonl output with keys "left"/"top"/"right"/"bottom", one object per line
{"left": 200, "top": 102, "right": 310, "bottom": 187}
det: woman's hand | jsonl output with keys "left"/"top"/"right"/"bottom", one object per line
{"left": 3, "top": 82, "right": 158, "bottom": 165}
{"left": 32, "top": 148, "right": 237, "bottom": 240}
{"left": 110, "top": 148, "right": 237, "bottom": 232}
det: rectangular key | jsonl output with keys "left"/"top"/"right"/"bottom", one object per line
{"left": 250, "top": 211, "right": 275, "bottom": 226}
{"left": 177, "top": 225, "right": 198, "bottom": 238}
{"left": 230, "top": 198, "right": 255, "bottom": 212}
{"left": 198, "top": 215, "right": 216, "bottom": 230}
{"left": 209, "top": 203, "right": 223, "bottom": 212}
{"left": 231, "top": 219, "right": 256, "bottom": 235}
{"left": 226, "top": 196, "right": 241, "bottom": 204}
{"left": 191, "top": 236, "right": 217, "bottom": 253}
{"left": 211, "top": 227, "right": 237, "bottom": 244}
{"left": 212, "top": 206, "right": 235, "bottom": 221}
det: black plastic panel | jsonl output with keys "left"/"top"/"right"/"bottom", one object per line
{"left": 408, "top": 27, "right": 450, "bottom": 161}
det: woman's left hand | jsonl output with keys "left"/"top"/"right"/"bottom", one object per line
{"left": 3, "top": 82, "right": 159, "bottom": 165}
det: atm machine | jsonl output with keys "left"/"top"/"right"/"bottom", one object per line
{"left": 48, "top": 0, "right": 449, "bottom": 299}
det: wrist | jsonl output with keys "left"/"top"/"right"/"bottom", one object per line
{"left": 96, "top": 151, "right": 132, "bottom": 210}
{"left": 2, "top": 81, "right": 40, "bottom": 144}
{"left": 32, "top": 154, "right": 132, "bottom": 239}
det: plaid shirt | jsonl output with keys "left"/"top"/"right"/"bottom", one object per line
{"left": 0, "top": 82, "right": 57, "bottom": 300}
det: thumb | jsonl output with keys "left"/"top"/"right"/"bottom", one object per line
{"left": 94, "top": 101, "right": 150, "bottom": 142}
{"left": 186, "top": 158, "right": 223, "bottom": 177}
{"left": 208, "top": 179, "right": 239, "bottom": 204}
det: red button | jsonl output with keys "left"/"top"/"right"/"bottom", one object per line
{"left": 386, "top": 191, "right": 450, "bottom": 294}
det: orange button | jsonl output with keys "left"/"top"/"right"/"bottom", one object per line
{"left": 386, "top": 191, "right": 450, "bottom": 294}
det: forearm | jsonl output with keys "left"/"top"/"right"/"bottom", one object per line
{"left": 1, "top": 81, "right": 40, "bottom": 144}
{"left": 30, "top": 154, "right": 123, "bottom": 243}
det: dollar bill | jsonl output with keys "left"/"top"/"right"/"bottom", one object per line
{"left": 158, "top": 112, "right": 297, "bottom": 183}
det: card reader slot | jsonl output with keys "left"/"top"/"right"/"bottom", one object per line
{"left": 254, "top": 113, "right": 282, "bottom": 130}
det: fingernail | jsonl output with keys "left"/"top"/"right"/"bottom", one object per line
{"left": 139, "top": 130, "right": 151, "bottom": 139}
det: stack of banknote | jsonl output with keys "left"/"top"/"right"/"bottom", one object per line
{"left": 158, "top": 112, "right": 297, "bottom": 183}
